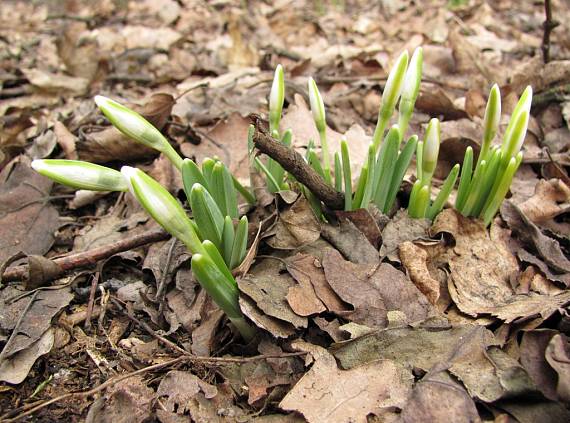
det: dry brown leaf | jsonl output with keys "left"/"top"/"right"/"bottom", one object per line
{"left": 545, "top": 334, "right": 570, "bottom": 403}
{"left": 399, "top": 372, "right": 480, "bottom": 423}
{"left": 191, "top": 309, "right": 225, "bottom": 357}
{"left": 449, "top": 29, "right": 496, "bottom": 86}
{"left": 281, "top": 94, "right": 370, "bottom": 173}
{"left": 380, "top": 209, "right": 430, "bottom": 262}
{"left": 322, "top": 248, "right": 387, "bottom": 328}
{"left": 285, "top": 253, "right": 327, "bottom": 316}
{"left": 183, "top": 113, "right": 251, "bottom": 183}
{"left": 501, "top": 201, "right": 570, "bottom": 274}
{"left": 518, "top": 179, "right": 570, "bottom": 223}
{"left": 508, "top": 59, "right": 570, "bottom": 98}
{"left": 53, "top": 121, "right": 78, "bottom": 160}
{"left": 27, "top": 129, "right": 57, "bottom": 160}
{"left": 431, "top": 209, "right": 519, "bottom": 317}
{"left": 520, "top": 329, "right": 559, "bottom": 401}
{"left": 0, "top": 156, "right": 60, "bottom": 264}
{"left": 516, "top": 249, "right": 570, "bottom": 287}
{"left": 313, "top": 317, "right": 346, "bottom": 342}
{"left": 0, "top": 328, "right": 54, "bottom": 384}
{"left": 280, "top": 348, "right": 411, "bottom": 423}
{"left": 335, "top": 208, "right": 382, "bottom": 249}
{"left": 22, "top": 68, "right": 89, "bottom": 96}
{"left": 288, "top": 253, "right": 350, "bottom": 315}
{"left": 415, "top": 87, "right": 468, "bottom": 121}
{"left": 238, "top": 259, "right": 308, "bottom": 329}
{"left": 267, "top": 197, "right": 320, "bottom": 250}
{"left": 494, "top": 399, "right": 570, "bottom": 423}
{"left": 399, "top": 241, "right": 440, "bottom": 305}
{"left": 333, "top": 325, "right": 536, "bottom": 403}
{"left": 321, "top": 218, "right": 379, "bottom": 265}
{"left": 239, "top": 295, "right": 296, "bottom": 339}
{"left": 323, "top": 248, "right": 437, "bottom": 326}
{"left": 157, "top": 370, "right": 217, "bottom": 414}
{"left": 86, "top": 375, "right": 155, "bottom": 422}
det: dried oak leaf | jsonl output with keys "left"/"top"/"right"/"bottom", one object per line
{"left": 191, "top": 309, "right": 225, "bottom": 357}
{"left": 0, "top": 156, "right": 60, "bottom": 265}
{"left": 238, "top": 259, "right": 308, "bottom": 330}
{"left": 0, "top": 286, "right": 74, "bottom": 357}
{"left": 280, "top": 343, "right": 412, "bottom": 423}
{"left": 379, "top": 209, "right": 430, "bottom": 262}
{"left": 157, "top": 370, "right": 217, "bottom": 414}
{"left": 501, "top": 200, "right": 570, "bottom": 274}
{"left": 518, "top": 179, "right": 570, "bottom": 223}
{"left": 398, "top": 241, "right": 440, "bottom": 305}
{"left": 333, "top": 325, "right": 537, "bottom": 403}
{"left": 284, "top": 253, "right": 327, "bottom": 316}
{"left": 545, "top": 334, "right": 570, "bottom": 403}
{"left": 322, "top": 249, "right": 386, "bottom": 328}
{"left": 493, "top": 399, "right": 570, "bottom": 423}
{"left": 321, "top": 218, "right": 379, "bottom": 265}
{"left": 287, "top": 253, "right": 350, "bottom": 315}
{"left": 431, "top": 209, "right": 519, "bottom": 317}
{"left": 86, "top": 375, "right": 155, "bottom": 423}
{"left": 335, "top": 208, "right": 382, "bottom": 249}
{"left": 323, "top": 249, "right": 437, "bottom": 327}
{"left": 399, "top": 371, "right": 479, "bottom": 423}
{"left": 182, "top": 112, "right": 251, "bottom": 183}
{"left": 239, "top": 295, "right": 296, "bottom": 339}
{"left": 520, "top": 329, "right": 559, "bottom": 401}
{"left": 266, "top": 197, "right": 320, "bottom": 250}
{"left": 0, "top": 328, "right": 54, "bottom": 384}
{"left": 516, "top": 249, "right": 570, "bottom": 287}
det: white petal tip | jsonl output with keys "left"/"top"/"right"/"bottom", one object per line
{"left": 30, "top": 160, "right": 44, "bottom": 171}
{"left": 120, "top": 166, "right": 137, "bottom": 179}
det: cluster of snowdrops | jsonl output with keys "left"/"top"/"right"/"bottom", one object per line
{"left": 33, "top": 47, "right": 532, "bottom": 340}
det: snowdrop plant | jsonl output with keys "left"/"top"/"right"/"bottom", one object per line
{"left": 304, "top": 48, "right": 422, "bottom": 213}
{"left": 456, "top": 85, "right": 532, "bottom": 225}
{"left": 308, "top": 77, "right": 332, "bottom": 184}
{"left": 95, "top": 95, "right": 184, "bottom": 170}
{"left": 32, "top": 97, "right": 257, "bottom": 341}
{"left": 408, "top": 118, "right": 460, "bottom": 219}
{"left": 258, "top": 65, "right": 292, "bottom": 193}
{"left": 181, "top": 158, "right": 249, "bottom": 269}
{"left": 372, "top": 50, "right": 410, "bottom": 150}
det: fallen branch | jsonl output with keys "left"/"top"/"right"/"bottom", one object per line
{"left": 542, "top": 0, "right": 559, "bottom": 63}
{"left": 1, "top": 229, "right": 170, "bottom": 283}
{"left": 250, "top": 114, "right": 345, "bottom": 210}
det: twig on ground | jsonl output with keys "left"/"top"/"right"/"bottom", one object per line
{"left": 110, "top": 297, "right": 191, "bottom": 356}
{"left": 1, "top": 229, "right": 170, "bottom": 282}
{"left": 84, "top": 270, "right": 100, "bottom": 330}
{"left": 250, "top": 114, "right": 345, "bottom": 210}
{"left": 542, "top": 0, "right": 559, "bottom": 63}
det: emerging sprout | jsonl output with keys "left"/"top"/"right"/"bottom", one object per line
{"left": 408, "top": 118, "right": 457, "bottom": 219}
{"left": 421, "top": 118, "right": 440, "bottom": 184}
{"left": 479, "top": 83, "right": 501, "bottom": 167}
{"left": 457, "top": 85, "right": 532, "bottom": 225}
{"left": 373, "top": 50, "right": 409, "bottom": 151}
{"left": 308, "top": 77, "right": 332, "bottom": 184}
{"left": 95, "top": 95, "right": 183, "bottom": 170}
{"left": 398, "top": 47, "right": 423, "bottom": 137}
{"left": 269, "top": 64, "right": 285, "bottom": 137}
{"left": 121, "top": 167, "right": 254, "bottom": 340}
{"left": 121, "top": 166, "right": 204, "bottom": 254}
{"left": 31, "top": 160, "right": 128, "bottom": 192}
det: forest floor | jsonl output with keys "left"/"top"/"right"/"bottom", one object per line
{"left": 1, "top": 0, "right": 570, "bottom": 422}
